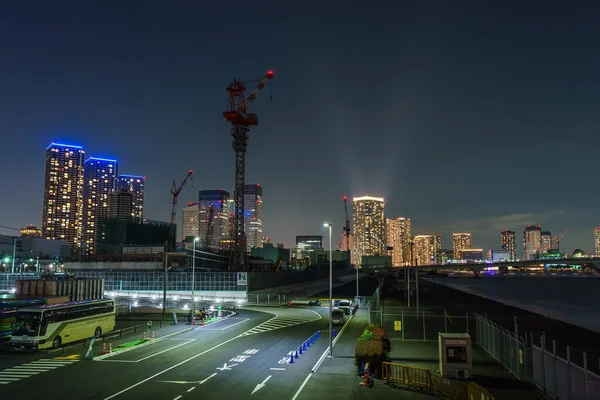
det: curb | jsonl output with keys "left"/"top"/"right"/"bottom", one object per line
{"left": 93, "top": 312, "right": 238, "bottom": 361}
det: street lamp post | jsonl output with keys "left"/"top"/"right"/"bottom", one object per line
{"left": 324, "top": 223, "right": 333, "bottom": 357}
{"left": 191, "top": 237, "right": 199, "bottom": 320}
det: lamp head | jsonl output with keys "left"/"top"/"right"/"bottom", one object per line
{"left": 323, "top": 223, "right": 331, "bottom": 228}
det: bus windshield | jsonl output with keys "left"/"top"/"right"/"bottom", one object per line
{"left": 12, "top": 312, "right": 42, "bottom": 336}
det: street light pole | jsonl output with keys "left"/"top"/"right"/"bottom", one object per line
{"left": 324, "top": 223, "right": 333, "bottom": 357}
{"left": 192, "top": 238, "right": 199, "bottom": 320}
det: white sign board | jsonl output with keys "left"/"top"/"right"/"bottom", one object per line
{"left": 237, "top": 272, "right": 248, "bottom": 286}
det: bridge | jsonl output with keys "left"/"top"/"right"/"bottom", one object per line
{"left": 406, "top": 257, "right": 600, "bottom": 274}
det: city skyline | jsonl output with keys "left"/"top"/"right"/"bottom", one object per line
{"left": 1, "top": 3, "right": 599, "bottom": 254}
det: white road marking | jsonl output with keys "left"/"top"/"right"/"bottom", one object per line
{"left": 251, "top": 375, "right": 271, "bottom": 395}
{"left": 173, "top": 396, "right": 182, "bottom": 400}
{"left": 134, "top": 339, "right": 195, "bottom": 363}
{"left": 270, "top": 368, "right": 286, "bottom": 371}
{"left": 219, "top": 318, "right": 250, "bottom": 330}
{"left": 0, "top": 359, "right": 78, "bottom": 385}
{"left": 200, "top": 373, "right": 217, "bottom": 384}
{"left": 102, "top": 335, "right": 240, "bottom": 399}
{"left": 187, "top": 387, "right": 196, "bottom": 392}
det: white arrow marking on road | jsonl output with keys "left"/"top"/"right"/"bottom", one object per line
{"left": 200, "top": 373, "right": 217, "bottom": 384}
{"left": 251, "top": 375, "right": 272, "bottom": 395}
{"left": 216, "top": 363, "right": 238, "bottom": 371}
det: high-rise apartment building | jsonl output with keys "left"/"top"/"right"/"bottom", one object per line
{"left": 199, "top": 190, "right": 230, "bottom": 250}
{"left": 117, "top": 175, "right": 145, "bottom": 223}
{"left": 353, "top": 196, "right": 386, "bottom": 265}
{"left": 386, "top": 217, "right": 411, "bottom": 267}
{"left": 500, "top": 229, "right": 516, "bottom": 260}
{"left": 244, "top": 184, "right": 263, "bottom": 251}
{"left": 523, "top": 225, "right": 542, "bottom": 260}
{"left": 82, "top": 157, "right": 118, "bottom": 255}
{"left": 42, "top": 143, "right": 86, "bottom": 249}
{"left": 541, "top": 231, "right": 552, "bottom": 253}
{"left": 595, "top": 227, "right": 600, "bottom": 256}
{"left": 413, "top": 234, "right": 441, "bottom": 266}
{"left": 181, "top": 202, "right": 200, "bottom": 241}
{"left": 452, "top": 233, "right": 472, "bottom": 261}
{"left": 108, "top": 189, "right": 133, "bottom": 220}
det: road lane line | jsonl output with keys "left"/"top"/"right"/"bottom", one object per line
{"left": 102, "top": 336, "right": 239, "bottom": 399}
{"left": 218, "top": 318, "right": 250, "bottom": 330}
{"left": 133, "top": 339, "right": 195, "bottom": 362}
{"left": 270, "top": 368, "right": 285, "bottom": 371}
{"left": 291, "top": 374, "right": 313, "bottom": 400}
{"left": 173, "top": 396, "right": 182, "bottom": 400}
{"left": 187, "top": 387, "right": 195, "bottom": 392}
{"left": 200, "top": 373, "right": 217, "bottom": 384}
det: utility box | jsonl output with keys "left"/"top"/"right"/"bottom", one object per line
{"left": 438, "top": 333, "right": 472, "bottom": 380}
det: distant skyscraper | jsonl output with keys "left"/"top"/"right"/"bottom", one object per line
{"left": 82, "top": 157, "right": 118, "bottom": 255}
{"left": 540, "top": 231, "right": 552, "bottom": 253}
{"left": 353, "top": 196, "right": 386, "bottom": 265}
{"left": 500, "top": 230, "right": 516, "bottom": 260}
{"left": 413, "top": 234, "right": 440, "bottom": 266}
{"left": 42, "top": 142, "right": 85, "bottom": 249}
{"left": 20, "top": 224, "right": 42, "bottom": 237}
{"left": 117, "top": 175, "right": 145, "bottom": 223}
{"left": 523, "top": 225, "right": 542, "bottom": 260}
{"left": 386, "top": 217, "right": 411, "bottom": 267}
{"left": 595, "top": 227, "right": 600, "bottom": 256}
{"left": 199, "top": 190, "right": 230, "bottom": 250}
{"left": 452, "top": 233, "right": 472, "bottom": 260}
{"left": 244, "top": 184, "right": 263, "bottom": 251}
{"left": 182, "top": 202, "right": 200, "bottom": 241}
{"left": 108, "top": 189, "right": 133, "bottom": 220}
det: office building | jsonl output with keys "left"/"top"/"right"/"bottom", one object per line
{"left": 353, "top": 196, "right": 386, "bottom": 265}
{"left": 296, "top": 236, "right": 323, "bottom": 250}
{"left": 413, "top": 234, "right": 441, "bottom": 266}
{"left": 487, "top": 249, "right": 511, "bottom": 262}
{"left": 181, "top": 202, "right": 200, "bottom": 242}
{"left": 82, "top": 157, "right": 118, "bottom": 255}
{"left": 108, "top": 189, "right": 134, "bottom": 221}
{"left": 458, "top": 249, "right": 484, "bottom": 261}
{"left": 523, "top": 225, "right": 542, "bottom": 260}
{"left": 452, "top": 233, "right": 472, "bottom": 261}
{"left": 199, "top": 189, "right": 230, "bottom": 250}
{"left": 21, "top": 224, "right": 42, "bottom": 237}
{"left": 41, "top": 142, "right": 85, "bottom": 249}
{"left": 117, "top": 175, "right": 145, "bottom": 223}
{"left": 386, "top": 217, "right": 411, "bottom": 267}
{"left": 244, "top": 184, "right": 263, "bottom": 251}
{"left": 500, "top": 229, "right": 516, "bottom": 260}
{"left": 595, "top": 227, "right": 600, "bottom": 257}
{"left": 541, "top": 231, "right": 552, "bottom": 253}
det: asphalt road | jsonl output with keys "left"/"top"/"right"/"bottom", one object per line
{"left": 0, "top": 306, "right": 341, "bottom": 400}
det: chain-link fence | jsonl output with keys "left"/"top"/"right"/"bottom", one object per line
{"left": 382, "top": 308, "right": 471, "bottom": 340}
{"left": 245, "top": 293, "right": 287, "bottom": 305}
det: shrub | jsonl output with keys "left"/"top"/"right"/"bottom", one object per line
{"left": 354, "top": 325, "right": 392, "bottom": 378}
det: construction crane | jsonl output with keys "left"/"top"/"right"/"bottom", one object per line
{"left": 223, "top": 70, "right": 275, "bottom": 271}
{"left": 167, "top": 169, "right": 194, "bottom": 252}
{"left": 205, "top": 206, "right": 215, "bottom": 250}
{"left": 551, "top": 229, "right": 568, "bottom": 254}
{"left": 343, "top": 196, "right": 352, "bottom": 267}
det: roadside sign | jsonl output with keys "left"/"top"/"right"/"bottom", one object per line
{"left": 237, "top": 272, "right": 248, "bottom": 286}
{"left": 394, "top": 321, "right": 402, "bottom": 331}
{"left": 147, "top": 321, "right": 152, "bottom": 331}
{"left": 172, "top": 311, "right": 178, "bottom": 325}
{"left": 84, "top": 337, "right": 96, "bottom": 360}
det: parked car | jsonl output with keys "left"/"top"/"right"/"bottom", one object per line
{"left": 337, "top": 299, "right": 353, "bottom": 315}
{"left": 308, "top": 300, "right": 321, "bottom": 306}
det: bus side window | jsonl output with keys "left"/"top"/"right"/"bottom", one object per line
{"left": 39, "top": 319, "right": 49, "bottom": 336}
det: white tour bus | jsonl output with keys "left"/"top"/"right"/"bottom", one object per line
{"left": 11, "top": 298, "right": 116, "bottom": 350}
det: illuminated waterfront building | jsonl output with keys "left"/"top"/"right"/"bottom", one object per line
{"left": 353, "top": 196, "right": 386, "bottom": 265}
{"left": 181, "top": 202, "right": 199, "bottom": 241}
{"left": 595, "top": 227, "right": 600, "bottom": 257}
{"left": 452, "top": 233, "right": 472, "bottom": 261}
{"left": 500, "top": 230, "right": 516, "bottom": 260}
{"left": 413, "top": 234, "right": 441, "bottom": 266}
{"left": 541, "top": 231, "right": 552, "bottom": 253}
{"left": 117, "top": 175, "right": 145, "bottom": 223}
{"left": 42, "top": 143, "right": 86, "bottom": 249}
{"left": 386, "top": 217, "right": 411, "bottom": 267}
{"left": 523, "top": 225, "right": 542, "bottom": 260}
{"left": 82, "top": 157, "right": 118, "bottom": 255}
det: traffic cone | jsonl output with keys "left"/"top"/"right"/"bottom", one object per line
{"left": 289, "top": 353, "right": 295, "bottom": 364}
{"left": 299, "top": 346, "right": 303, "bottom": 355}
{"left": 294, "top": 350, "right": 299, "bottom": 359}
{"left": 109, "top": 343, "right": 112, "bottom": 353}
{"left": 333, "top": 329, "right": 337, "bottom": 338}
{"left": 307, "top": 340, "right": 311, "bottom": 348}
{"left": 142, "top": 331, "right": 146, "bottom": 340}
{"left": 193, "top": 317, "right": 196, "bottom": 326}
{"left": 202, "top": 318, "right": 205, "bottom": 326}
{"left": 101, "top": 343, "right": 106, "bottom": 354}
{"left": 303, "top": 342, "right": 307, "bottom": 351}
{"left": 151, "top": 331, "right": 155, "bottom": 340}
{"left": 317, "top": 331, "right": 321, "bottom": 339}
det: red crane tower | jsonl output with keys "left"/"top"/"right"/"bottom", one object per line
{"left": 343, "top": 196, "right": 352, "bottom": 266}
{"left": 223, "top": 70, "right": 275, "bottom": 270}
{"left": 168, "top": 169, "right": 194, "bottom": 252}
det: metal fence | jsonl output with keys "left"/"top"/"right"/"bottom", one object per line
{"left": 382, "top": 308, "right": 471, "bottom": 341}
{"left": 245, "top": 293, "right": 287, "bottom": 305}
{"left": 475, "top": 313, "right": 600, "bottom": 400}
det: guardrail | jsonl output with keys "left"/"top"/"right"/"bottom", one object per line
{"left": 382, "top": 362, "right": 494, "bottom": 400}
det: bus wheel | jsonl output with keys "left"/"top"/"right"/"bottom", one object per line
{"left": 94, "top": 327, "right": 102, "bottom": 338}
{"left": 52, "top": 336, "right": 62, "bottom": 349}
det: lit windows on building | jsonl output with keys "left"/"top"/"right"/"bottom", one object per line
{"left": 595, "top": 227, "right": 600, "bottom": 257}
{"left": 42, "top": 143, "right": 85, "bottom": 249}
{"left": 21, "top": 224, "right": 42, "bottom": 237}
{"left": 523, "top": 225, "right": 542, "bottom": 261}
{"left": 413, "top": 234, "right": 441, "bottom": 266}
{"left": 117, "top": 175, "right": 145, "bottom": 223}
{"left": 386, "top": 217, "right": 411, "bottom": 267}
{"left": 452, "top": 233, "right": 472, "bottom": 261}
{"left": 353, "top": 196, "right": 386, "bottom": 266}
{"left": 182, "top": 202, "right": 200, "bottom": 243}
{"left": 500, "top": 230, "right": 516, "bottom": 260}
{"left": 199, "top": 189, "right": 230, "bottom": 251}
{"left": 244, "top": 184, "right": 263, "bottom": 251}
{"left": 541, "top": 231, "right": 552, "bottom": 254}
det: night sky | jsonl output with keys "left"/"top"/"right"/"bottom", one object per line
{"left": 1, "top": 1, "right": 599, "bottom": 255}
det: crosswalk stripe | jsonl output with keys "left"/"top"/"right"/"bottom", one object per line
{"left": 0, "top": 377, "right": 21, "bottom": 381}
{"left": 0, "top": 358, "right": 76, "bottom": 385}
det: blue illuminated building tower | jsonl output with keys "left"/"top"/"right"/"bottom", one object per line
{"left": 82, "top": 157, "right": 118, "bottom": 255}
{"left": 244, "top": 184, "right": 263, "bottom": 251}
{"left": 42, "top": 142, "right": 86, "bottom": 249}
{"left": 198, "top": 189, "right": 230, "bottom": 250}
{"left": 117, "top": 174, "right": 145, "bottom": 223}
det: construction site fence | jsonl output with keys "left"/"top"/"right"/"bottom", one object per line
{"left": 381, "top": 361, "right": 494, "bottom": 400}
{"left": 475, "top": 313, "right": 600, "bottom": 400}
{"left": 374, "top": 308, "right": 473, "bottom": 340}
